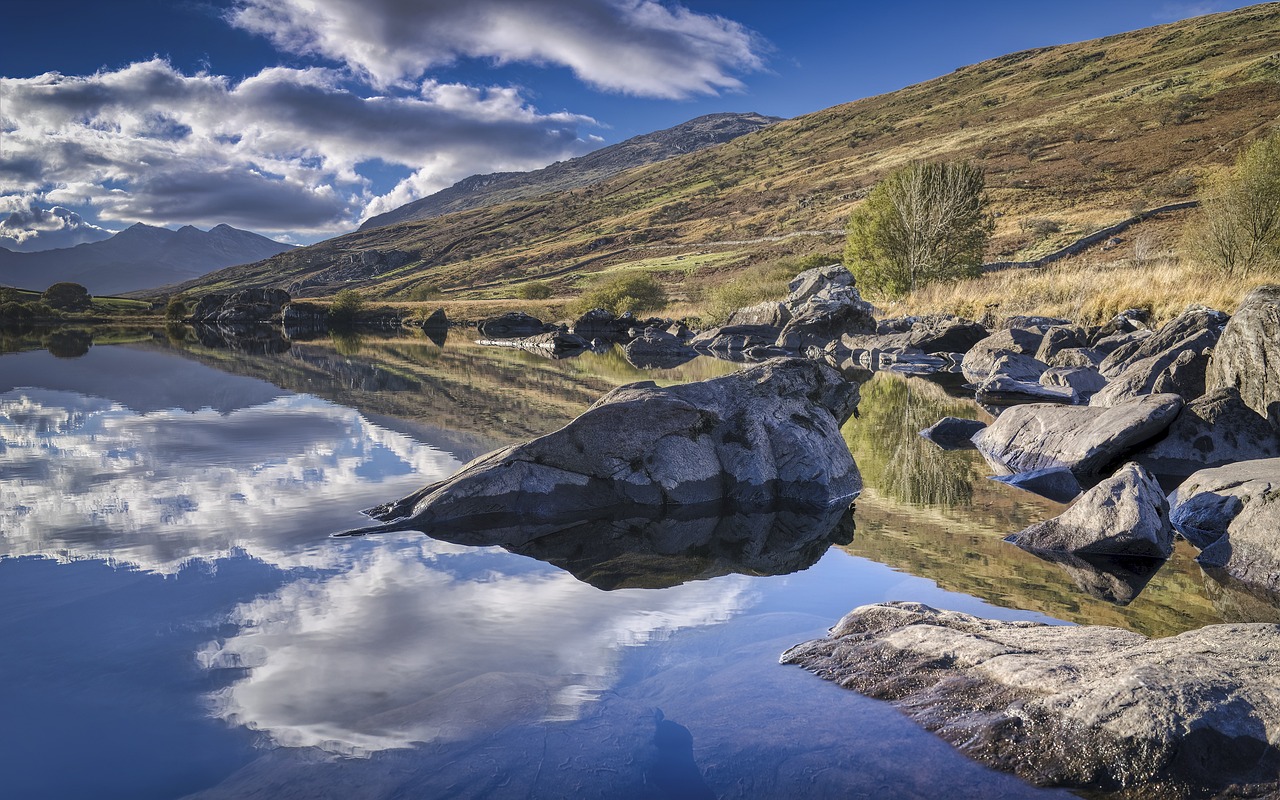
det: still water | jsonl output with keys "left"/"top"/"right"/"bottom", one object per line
{"left": 0, "top": 328, "right": 1265, "bottom": 799}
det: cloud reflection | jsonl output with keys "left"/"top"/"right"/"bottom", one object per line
{"left": 198, "top": 536, "right": 752, "bottom": 755}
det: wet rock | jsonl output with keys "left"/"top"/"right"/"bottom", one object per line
{"left": 478, "top": 330, "right": 590, "bottom": 356}
{"left": 1005, "top": 462, "right": 1173, "bottom": 558}
{"left": 1040, "top": 366, "right": 1105, "bottom": 401}
{"left": 689, "top": 324, "right": 781, "bottom": 354}
{"left": 1134, "top": 388, "right": 1280, "bottom": 476}
{"left": 989, "top": 467, "right": 1083, "bottom": 504}
{"left": 1206, "top": 284, "right": 1280, "bottom": 428}
{"left": 726, "top": 301, "right": 791, "bottom": 328}
{"left": 190, "top": 288, "right": 292, "bottom": 324}
{"left": 353, "top": 359, "right": 862, "bottom": 540}
{"left": 960, "top": 328, "right": 1046, "bottom": 383}
{"left": 973, "top": 393, "right": 1183, "bottom": 479}
{"left": 478, "top": 312, "right": 550, "bottom": 339}
{"left": 919, "top": 417, "right": 986, "bottom": 450}
{"left": 621, "top": 329, "right": 698, "bottom": 370}
{"left": 775, "top": 284, "right": 875, "bottom": 351}
{"left": 781, "top": 601, "right": 1280, "bottom": 798}
{"left": 1170, "top": 459, "right": 1280, "bottom": 592}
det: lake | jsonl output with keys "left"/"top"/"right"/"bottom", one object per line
{"left": 1, "top": 327, "right": 1263, "bottom": 799}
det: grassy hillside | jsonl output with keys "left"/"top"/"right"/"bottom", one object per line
{"left": 173, "top": 3, "right": 1280, "bottom": 314}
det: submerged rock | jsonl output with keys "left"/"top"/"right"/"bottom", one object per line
{"left": 973, "top": 393, "right": 1183, "bottom": 479}
{"left": 919, "top": 417, "right": 986, "bottom": 450}
{"left": 1206, "top": 284, "right": 1280, "bottom": 428}
{"left": 621, "top": 329, "right": 698, "bottom": 369}
{"left": 349, "top": 359, "right": 862, "bottom": 541}
{"left": 781, "top": 601, "right": 1280, "bottom": 798}
{"left": 1170, "top": 458, "right": 1280, "bottom": 592}
{"left": 1005, "top": 462, "right": 1173, "bottom": 559}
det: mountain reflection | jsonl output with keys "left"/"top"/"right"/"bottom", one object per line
{"left": 198, "top": 535, "right": 752, "bottom": 755}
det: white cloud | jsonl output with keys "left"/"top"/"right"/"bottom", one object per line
{"left": 0, "top": 195, "right": 114, "bottom": 251}
{"left": 198, "top": 537, "right": 752, "bottom": 754}
{"left": 227, "top": 0, "right": 765, "bottom": 98}
{"left": 0, "top": 60, "right": 596, "bottom": 237}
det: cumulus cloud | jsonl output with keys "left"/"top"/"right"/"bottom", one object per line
{"left": 0, "top": 59, "right": 596, "bottom": 237}
{"left": 0, "top": 196, "right": 114, "bottom": 252}
{"left": 227, "top": 0, "right": 765, "bottom": 98}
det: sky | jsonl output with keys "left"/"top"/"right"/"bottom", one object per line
{"left": 0, "top": 0, "right": 1260, "bottom": 251}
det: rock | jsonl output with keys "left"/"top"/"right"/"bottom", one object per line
{"left": 726, "top": 301, "right": 791, "bottom": 328}
{"left": 873, "top": 315, "right": 989, "bottom": 354}
{"left": 478, "top": 312, "right": 550, "bottom": 338}
{"left": 1097, "top": 304, "right": 1227, "bottom": 380}
{"left": 1169, "top": 459, "right": 1280, "bottom": 592}
{"left": 989, "top": 467, "right": 1083, "bottom": 503}
{"left": 418, "top": 307, "right": 449, "bottom": 330}
{"left": 975, "top": 372, "right": 1075, "bottom": 406}
{"left": 570, "top": 308, "right": 626, "bottom": 339}
{"left": 1134, "top": 388, "right": 1280, "bottom": 476}
{"left": 352, "top": 359, "right": 862, "bottom": 541}
{"left": 1024, "top": 550, "right": 1165, "bottom": 605}
{"left": 919, "top": 417, "right": 986, "bottom": 450}
{"left": 1046, "top": 347, "right": 1104, "bottom": 369}
{"left": 782, "top": 602, "right": 1280, "bottom": 797}
{"left": 784, "top": 263, "right": 852, "bottom": 305}
{"left": 190, "top": 287, "right": 292, "bottom": 324}
{"left": 689, "top": 324, "right": 782, "bottom": 354}
{"left": 1040, "top": 366, "right": 1105, "bottom": 401}
{"left": 1206, "top": 284, "right": 1280, "bottom": 428}
{"left": 1094, "top": 307, "right": 1152, "bottom": 339}
{"left": 621, "top": 328, "right": 698, "bottom": 370}
{"left": 478, "top": 330, "right": 590, "bottom": 356}
{"left": 972, "top": 393, "right": 1184, "bottom": 479}
{"left": 775, "top": 284, "right": 875, "bottom": 351}
{"left": 960, "top": 328, "right": 1046, "bottom": 383}
{"left": 1089, "top": 322, "right": 1220, "bottom": 407}
{"left": 1000, "top": 314, "right": 1072, "bottom": 330}
{"left": 1034, "top": 325, "right": 1089, "bottom": 363}
{"left": 1005, "top": 462, "right": 1173, "bottom": 558}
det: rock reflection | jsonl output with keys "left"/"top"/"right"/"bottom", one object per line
{"left": 198, "top": 535, "right": 752, "bottom": 755}
{"left": 413, "top": 503, "right": 856, "bottom": 590}
{"left": 1022, "top": 550, "right": 1166, "bottom": 606}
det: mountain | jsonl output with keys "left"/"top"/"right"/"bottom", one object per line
{"left": 177, "top": 3, "right": 1280, "bottom": 302}
{"left": 359, "top": 112, "right": 782, "bottom": 231}
{"left": 0, "top": 223, "right": 294, "bottom": 295}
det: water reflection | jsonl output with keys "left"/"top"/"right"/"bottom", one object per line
{"left": 198, "top": 535, "right": 753, "bottom": 755}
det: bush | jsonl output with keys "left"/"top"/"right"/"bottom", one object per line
{"left": 42, "top": 282, "right": 91, "bottom": 311}
{"left": 515, "top": 281, "right": 553, "bottom": 300}
{"left": 1184, "top": 131, "right": 1280, "bottom": 277}
{"left": 405, "top": 284, "right": 440, "bottom": 302}
{"left": 165, "top": 296, "right": 187, "bottom": 321}
{"left": 328, "top": 289, "right": 365, "bottom": 325}
{"left": 845, "top": 160, "right": 993, "bottom": 297}
{"left": 699, "top": 253, "right": 840, "bottom": 325}
{"left": 572, "top": 273, "right": 667, "bottom": 316}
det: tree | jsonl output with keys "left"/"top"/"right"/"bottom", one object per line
{"left": 164, "top": 296, "right": 187, "bottom": 321}
{"left": 844, "top": 161, "right": 993, "bottom": 297}
{"left": 1184, "top": 131, "right": 1280, "bottom": 277}
{"left": 572, "top": 273, "right": 667, "bottom": 316}
{"left": 42, "top": 282, "right": 92, "bottom": 311}
{"left": 515, "top": 281, "right": 553, "bottom": 300}
{"left": 328, "top": 289, "right": 365, "bottom": 325}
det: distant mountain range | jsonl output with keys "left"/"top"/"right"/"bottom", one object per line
{"left": 359, "top": 112, "right": 782, "bottom": 230}
{"left": 0, "top": 223, "right": 293, "bottom": 296}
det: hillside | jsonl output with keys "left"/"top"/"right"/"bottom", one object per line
{"left": 360, "top": 112, "right": 781, "bottom": 231}
{"left": 176, "top": 3, "right": 1280, "bottom": 305}
{"left": 0, "top": 223, "right": 292, "bottom": 295}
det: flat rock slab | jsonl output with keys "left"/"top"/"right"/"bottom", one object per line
{"left": 782, "top": 601, "right": 1280, "bottom": 798}
{"left": 351, "top": 358, "right": 862, "bottom": 544}
{"left": 1170, "top": 458, "right": 1280, "bottom": 593}
{"left": 973, "top": 393, "right": 1184, "bottom": 479}
{"left": 1005, "top": 462, "right": 1173, "bottom": 558}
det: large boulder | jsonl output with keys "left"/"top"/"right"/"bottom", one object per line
{"left": 190, "top": 287, "right": 292, "bottom": 324}
{"left": 570, "top": 308, "right": 627, "bottom": 339}
{"left": 1097, "top": 304, "right": 1227, "bottom": 381}
{"left": 352, "top": 359, "right": 862, "bottom": 543}
{"left": 1169, "top": 459, "right": 1280, "bottom": 592}
{"left": 874, "top": 314, "right": 990, "bottom": 354}
{"left": 621, "top": 328, "right": 698, "bottom": 370}
{"left": 689, "top": 324, "right": 782, "bottom": 355}
{"left": 972, "top": 393, "right": 1184, "bottom": 479}
{"left": 1034, "top": 325, "right": 1090, "bottom": 363}
{"left": 775, "top": 284, "right": 875, "bottom": 351}
{"left": 784, "top": 263, "right": 852, "bottom": 305}
{"left": 478, "top": 312, "right": 549, "bottom": 338}
{"left": 1133, "top": 388, "right": 1280, "bottom": 476}
{"left": 1039, "top": 366, "right": 1106, "bottom": 402}
{"left": 919, "top": 416, "right": 986, "bottom": 450}
{"left": 1206, "top": 284, "right": 1280, "bottom": 428}
{"left": 1005, "top": 462, "right": 1173, "bottom": 558}
{"left": 726, "top": 301, "right": 791, "bottom": 328}
{"left": 782, "top": 602, "right": 1280, "bottom": 797}
{"left": 961, "top": 328, "right": 1046, "bottom": 383}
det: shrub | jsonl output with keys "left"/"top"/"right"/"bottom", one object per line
{"left": 699, "top": 253, "right": 841, "bottom": 325}
{"left": 42, "top": 282, "right": 91, "bottom": 311}
{"left": 572, "top": 273, "right": 667, "bottom": 316}
{"left": 845, "top": 160, "right": 993, "bottom": 297}
{"left": 164, "top": 296, "right": 187, "bottom": 321}
{"left": 405, "top": 284, "right": 440, "bottom": 302}
{"left": 328, "top": 289, "right": 365, "bottom": 325}
{"left": 1183, "top": 131, "right": 1280, "bottom": 277}
{"left": 515, "top": 281, "right": 553, "bottom": 300}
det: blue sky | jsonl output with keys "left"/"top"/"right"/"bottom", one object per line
{"left": 0, "top": 0, "right": 1257, "bottom": 250}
